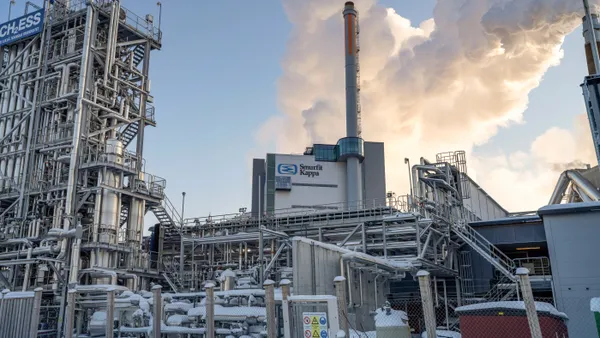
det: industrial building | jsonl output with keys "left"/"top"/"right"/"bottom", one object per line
{"left": 0, "top": 0, "right": 598, "bottom": 337}
{"left": 250, "top": 141, "right": 386, "bottom": 216}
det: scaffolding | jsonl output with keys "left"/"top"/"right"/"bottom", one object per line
{"left": 0, "top": 1, "right": 174, "bottom": 333}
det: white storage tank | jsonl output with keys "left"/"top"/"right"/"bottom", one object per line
{"left": 374, "top": 302, "right": 411, "bottom": 338}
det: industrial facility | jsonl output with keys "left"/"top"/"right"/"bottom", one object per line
{"left": 0, "top": 0, "right": 599, "bottom": 337}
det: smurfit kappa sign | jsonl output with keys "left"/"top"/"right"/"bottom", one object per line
{"left": 277, "top": 163, "right": 323, "bottom": 178}
{"left": 0, "top": 9, "right": 44, "bottom": 47}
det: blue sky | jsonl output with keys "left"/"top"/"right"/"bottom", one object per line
{"left": 4, "top": 0, "right": 590, "bottom": 223}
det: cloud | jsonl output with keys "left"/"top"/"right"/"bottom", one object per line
{"left": 254, "top": 0, "right": 597, "bottom": 211}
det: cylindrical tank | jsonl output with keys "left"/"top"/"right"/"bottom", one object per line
{"left": 374, "top": 305, "right": 411, "bottom": 338}
{"left": 583, "top": 13, "right": 600, "bottom": 75}
{"left": 106, "top": 138, "right": 124, "bottom": 164}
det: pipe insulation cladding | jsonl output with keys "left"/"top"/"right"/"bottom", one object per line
{"left": 342, "top": 1, "right": 363, "bottom": 208}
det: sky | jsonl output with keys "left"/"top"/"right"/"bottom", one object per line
{"left": 4, "top": 0, "right": 596, "bottom": 227}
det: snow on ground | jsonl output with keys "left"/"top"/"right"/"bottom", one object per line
{"left": 421, "top": 329, "right": 462, "bottom": 338}
{"left": 349, "top": 329, "right": 377, "bottom": 338}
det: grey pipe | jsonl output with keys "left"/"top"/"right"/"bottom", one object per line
{"left": 0, "top": 238, "right": 33, "bottom": 247}
{"left": 566, "top": 170, "right": 600, "bottom": 201}
{"left": 0, "top": 245, "right": 59, "bottom": 259}
{"left": 549, "top": 171, "right": 570, "bottom": 204}
{"left": 549, "top": 170, "right": 600, "bottom": 204}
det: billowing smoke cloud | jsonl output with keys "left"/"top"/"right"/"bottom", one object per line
{"left": 253, "top": 0, "right": 598, "bottom": 211}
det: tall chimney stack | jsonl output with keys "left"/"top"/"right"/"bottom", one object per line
{"left": 583, "top": 0, "right": 600, "bottom": 75}
{"left": 342, "top": 2, "right": 363, "bottom": 209}
{"left": 581, "top": 0, "right": 600, "bottom": 168}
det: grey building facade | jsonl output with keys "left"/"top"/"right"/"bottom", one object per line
{"left": 251, "top": 141, "right": 386, "bottom": 216}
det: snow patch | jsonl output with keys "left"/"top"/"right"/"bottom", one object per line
{"left": 591, "top": 298, "right": 600, "bottom": 312}
{"left": 455, "top": 301, "right": 568, "bottom": 319}
{"left": 374, "top": 306, "right": 409, "bottom": 327}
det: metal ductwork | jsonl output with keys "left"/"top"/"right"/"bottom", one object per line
{"left": 549, "top": 169, "right": 600, "bottom": 204}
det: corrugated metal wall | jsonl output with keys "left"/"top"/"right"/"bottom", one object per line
{"left": 292, "top": 238, "right": 389, "bottom": 331}
{"left": 0, "top": 291, "right": 37, "bottom": 338}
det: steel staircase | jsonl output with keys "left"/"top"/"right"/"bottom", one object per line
{"left": 118, "top": 121, "right": 139, "bottom": 148}
{"left": 150, "top": 194, "right": 181, "bottom": 228}
{"left": 452, "top": 222, "right": 517, "bottom": 281}
{"left": 484, "top": 275, "right": 518, "bottom": 302}
{"left": 132, "top": 45, "right": 145, "bottom": 67}
{"left": 119, "top": 206, "right": 128, "bottom": 226}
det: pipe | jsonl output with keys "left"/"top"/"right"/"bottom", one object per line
{"left": 549, "top": 170, "right": 600, "bottom": 204}
{"left": 566, "top": 170, "right": 600, "bottom": 201}
{"left": 374, "top": 274, "right": 380, "bottom": 309}
{"left": 358, "top": 270, "right": 364, "bottom": 307}
{"left": 549, "top": 171, "right": 569, "bottom": 204}
{"left": 0, "top": 245, "right": 60, "bottom": 259}
{"left": 0, "top": 238, "right": 33, "bottom": 248}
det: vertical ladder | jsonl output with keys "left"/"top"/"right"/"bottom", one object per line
{"left": 459, "top": 251, "right": 475, "bottom": 299}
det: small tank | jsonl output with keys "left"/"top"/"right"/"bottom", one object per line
{"left": 374, "top": 302, "right": 411, "bottom": 338}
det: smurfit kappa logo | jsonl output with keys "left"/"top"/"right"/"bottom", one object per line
{"left": 277, "top": 164, "right": 298, "bottom": 175}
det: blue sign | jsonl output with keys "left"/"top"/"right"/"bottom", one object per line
{"left": 0, "top": 9, "right": 44, "bottom": 47}
{"left": 321, "top": 330, "right": 328, "bottom": 338}
{"left": 320, "top": 317, "right": 327, "bottom": 325}
{"left": 277, "top": 164, "right": 298, "bottom": 175}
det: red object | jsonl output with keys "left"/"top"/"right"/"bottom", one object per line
{"left": 457, "top": 309, "right": 569, "bottom": 338}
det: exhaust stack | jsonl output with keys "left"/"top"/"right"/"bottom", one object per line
{"left": 342, "top": 1, "right": 363, "bottom": 209}
{"left": 583, "top": 0, "right": 600, "bottom": 75}
{"left": 581, "top": 0, "right": 600, "bottom": 167}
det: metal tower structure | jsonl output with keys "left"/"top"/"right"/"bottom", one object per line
{"left": 0, "top": 0, "right": 176, "bottom": 301}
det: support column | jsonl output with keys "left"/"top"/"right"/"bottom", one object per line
{"left": 106, "top": 288, "right": 115, "bottom": 338}
{"left": 205, "top": 283, "right": 215, "bottom": 338}
{"left": 29, "top": 287, "right": 43, "bottom": 338}
{"left": 517, "top": 268, "right": 542, "bottom": 338}
{"left": 280, "top": 279, "right": 292, "bottom": 338}
{"left": 264, "top": 280, "right": 277, "bottom": 338}
{"left": 152, "top": 285, "right": 162, "bottom": 338}
{"left": 334, "top": 276, "right": 349, "bottom": 338}
{"left": 417, "top": 270, "right": 437, "bottom": 338}
{"left": 64, "top": 289, "right": 77, "bottom": 338}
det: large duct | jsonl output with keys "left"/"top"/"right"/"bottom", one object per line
{"left": 342, "top": 1, "right": 363, "bottom": 208}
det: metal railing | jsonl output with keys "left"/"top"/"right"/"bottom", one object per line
{"left": 183, "top": 195, "right": 412, "bottom": 230}
{"left": 49, "top": 0, "right": 162, "bottom": 43}
{"left": 452, "top": 222, "right": 516, "bottom": 281}
{"left": 514, "top": 257, "right": 551, "bottom": 277}
{"left": 79, "top": 143, "right": 138, "bottom": 172}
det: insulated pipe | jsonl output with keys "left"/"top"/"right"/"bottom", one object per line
{"left": 412, "top": 165, "right": 444, "bottom": 200}
{"left": 549, "top": 170, "right": 600, "bottom": 204}
{"left": 566, "top": 169, "right": 600, "bottom": 201}
{"left": 64, "top": 5, "right": 95, "bottom": 283}
{"left": 549, "top": 171, "right": 569, "bottom": 204}
{"left": 0, "top": 245, "right": 60, "bottom": 259}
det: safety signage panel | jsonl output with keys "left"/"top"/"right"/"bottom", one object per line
{"left": 302, "top": 312, "right": 328, "bottom": 338}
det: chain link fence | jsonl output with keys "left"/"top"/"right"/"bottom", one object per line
{"left": 360, "top": 271, "right": 599, "bottom": 338}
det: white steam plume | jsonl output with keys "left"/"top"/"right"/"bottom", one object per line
{"left": 253, "top": 0, "right": 598, "bottom": 211}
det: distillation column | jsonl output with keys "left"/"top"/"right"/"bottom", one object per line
{"left": 582, "top": 0, "right": 600, "bottom": 168}
{"left": 343, "top": 1, "right": 363, "bottom": 208}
